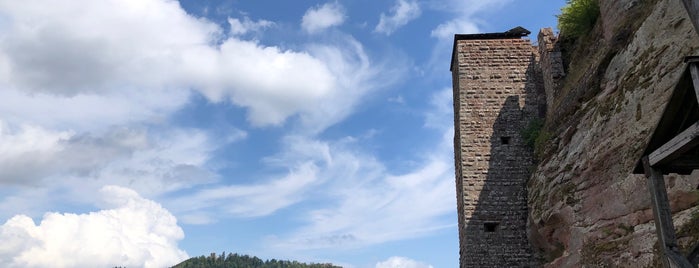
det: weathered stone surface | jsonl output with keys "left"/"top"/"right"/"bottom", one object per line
{"left": 538, "top": 28, "right": 565, "bottom": 120}
{"left": 529, "top": 0, "right": 699, "bottom": 266}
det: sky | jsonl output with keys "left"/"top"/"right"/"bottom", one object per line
{"left": 0, "top": 0, "right": 565, "bottom": 267}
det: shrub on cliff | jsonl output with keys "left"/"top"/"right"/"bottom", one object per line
{"left": 557, "top": 0, "right": 600, "bottom": 39}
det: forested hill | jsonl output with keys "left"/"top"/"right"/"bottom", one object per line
{"left": 171, "top": 252, "right": 342, "bottom": 268}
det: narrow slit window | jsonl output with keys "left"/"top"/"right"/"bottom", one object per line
{"left": 500, "top": 136, "right": 511, "bottom": 145}
{"left": 484, "top": 222, "right": 499, "bottom": 232}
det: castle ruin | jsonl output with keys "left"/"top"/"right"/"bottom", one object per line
{"left": 450, "top": 27, "right": 555, "bottom": 267}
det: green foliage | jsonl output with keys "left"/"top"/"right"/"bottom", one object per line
{"left": 520, "top": 118, "right": 551, "bottom": 160}
{"left": 557, "top": 0, "right": 600, "bottom": 39}
{"left": 521, "top": 118, "right": 544, "bottom": 148}
{"left": 534, "top": 129, "right": 552, "bottom": 160}
{"left": 172, "top": 252, "right": 342, "bottom": 268}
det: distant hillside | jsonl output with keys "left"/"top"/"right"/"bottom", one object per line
{"left": 172, "top": 252, "right": 342, "bottom": 268}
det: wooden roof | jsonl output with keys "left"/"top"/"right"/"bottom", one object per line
{"left": 634, "top": 56, "right": 699, "bottom": 174}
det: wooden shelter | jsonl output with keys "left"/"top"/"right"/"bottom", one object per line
{"left": 632, "top": 2, "right": 699, "bottom": 267}
{"left": 634, "top": 56, "right": 699, "bottom": 267}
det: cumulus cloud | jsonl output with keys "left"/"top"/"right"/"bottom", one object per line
{"left": 375, "top": 256, "right": 434, "bottom": 268}
{"left": 0, "top": 185, "right": 188, "bottom": 268}
{"left": 375, "top": 0, "right": 421, "bottom": 35}
{"left": 0, "top": 0, "right": 379, "bottom": 128}
{"left": 0, "top": 0, "right": 388, "bottom": 219}
{"left": 301, "top": 2, "right": 346, "bottom": 34}
{"left": 0, "top": 120, "right": 222, "bottom": 224}
{"left": 0, "top": 0, "right": 220, "bottom": 96}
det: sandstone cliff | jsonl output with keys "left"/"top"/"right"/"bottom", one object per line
{"left": 529, "top": 0, "right": 699, "bottom": 266}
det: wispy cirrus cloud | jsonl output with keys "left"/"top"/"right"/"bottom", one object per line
{"left": 428, "top": 0, "right": 511, "bottom": 40}
{"left": 430, "top": 20, "right": 480, "bottom": 39}
{"left": 261, "top": 88, "right": 456, "bottom": 251}
{"left": 228, "top": 16, "right": 274, "bottom": 36}
{"left": 375, "top": 0, "right": 421, "bottom": 35}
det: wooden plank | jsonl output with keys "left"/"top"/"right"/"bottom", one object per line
{"left": 667, "top": 249, "right": 694, "bottom": 268}
{"left": 691, "top": 63, "right": 699, "bottom": 105}
{"left": 643, "top": 156, "right": 682, "bottom": 268}
{"left": 682, "top": 0, "right": 699, "bottom": 38}
{"left": 649, "top": 120, "right": 699, "bottom": 166}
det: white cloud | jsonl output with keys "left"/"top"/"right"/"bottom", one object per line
{"left": 0, "top": 87, "right": 190, "bottom": 132}
{"left": 424, "top": 88, "right": 454, "bottom": 130}
{"left": 0, "top": 0, "right": 388, "bottom": 219}
{"left": 168, "top": 88, "right": 456, "bottom": 247}
{"left": 170, "top": 161, "right": 320, "bottom": 221}
{"left": 0, "top": 185, "right": 188, "bottom": 268}
{"left": 0, "top": 121, "right": 222, "bottom": 224}
{"left": 301, "top": 2, "right": 346, "bottom": 34}
{"left": 430, "top": 19, "right": 480, "bottom": 39}
{"left": 89, "top": 128, "right": 220, "bottom": 196}
{"left": 375, "top": 0, "right": 421, "bottom": 35}
{"left": 267, "top": 124, "right": 455, "bottom": 250}
{"left": 196, "top": 38, "right": 337, "bottom": 126}
{"left": 275, "top": 156, "right": 454, "bottom": 249}
{"left": 429, "top": 0, "right": 510, "bottom": 40}
{"left": 0, "top": 121, "right": 74, "bottom": 185}
{"left": 0, "top": 0, "right": 220, "bottom": 96}
{"left": 0, "top": 0, "right": 381, "bottom": 129}
{"left": 0, "top": 120, "right": 217, "bottom": 193}
{"left": 228, "top": 16, "right": 274, "bottom": 36}
{"left": 375, "top": 256, "right": 434, "bottom": 268}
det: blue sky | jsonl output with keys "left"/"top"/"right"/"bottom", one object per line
{"left": 0, "top": 0, "right": 564, "bottom": 267}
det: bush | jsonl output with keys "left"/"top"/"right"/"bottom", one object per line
{"left": 520, "top": 118, "right": 551, "bottom": 161}
{"left": 521, "top": 118, "right": 544, "bottom": 148}
{"left": 557, "top": 0, "right": 600, "bottom": 39}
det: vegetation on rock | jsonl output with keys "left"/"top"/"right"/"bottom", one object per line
{"left": 557, "top": 0, "right": 600, "bottom": 39}
{"left": 520, "top": 118, "right": 550, "bottom": 160}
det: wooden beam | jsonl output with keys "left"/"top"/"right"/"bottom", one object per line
{"left": 681, "top": 0, "right": 699, "bottom": 38}
{"left": 649, "top": 120, "right": 699, "bottom": 166}
{"left": 667, "top": 251, "right": 694, "bottom": 268}
{"left": 642, "top": 156, "right": 688, "bottom": 268}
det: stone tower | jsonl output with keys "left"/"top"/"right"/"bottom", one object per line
{"left": 450, "top": 27, "right": 544, "bottom": 267}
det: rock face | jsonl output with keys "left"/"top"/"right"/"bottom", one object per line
{"left": 528, "top": 0, "right": 699, "bottom": 266}
{"left": 451, "top": 32, "right": 545, "bottom": 266}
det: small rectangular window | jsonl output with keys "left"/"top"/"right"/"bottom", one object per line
{"left": 484, "top": 222, "right": 499, "bottom": 232}
{"left": 500, "top": 137, "right": 511, "bottom": 145}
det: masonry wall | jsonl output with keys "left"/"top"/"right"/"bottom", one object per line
{"left": 452, "top": 37, "right": 544, "bottom": 267}
{"left": 537, "top": 28, "right": 565, "bottom": 120}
